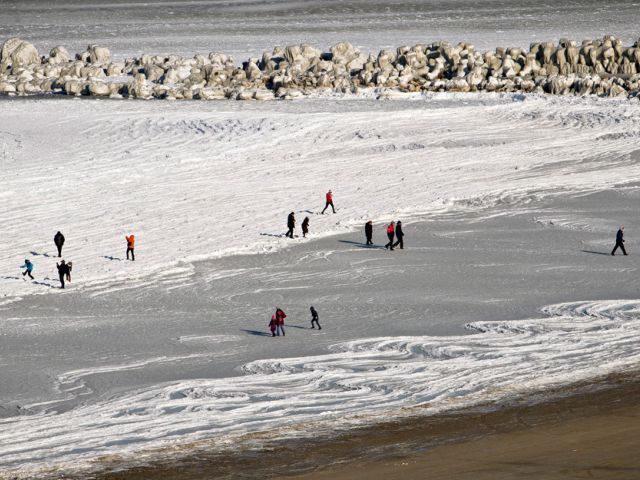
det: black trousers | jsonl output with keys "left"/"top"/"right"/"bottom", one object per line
{"left": 322, "top": 201, "right": 335, "bottom": 214}
{"left": 286, "top": 227, "right": 294, "bottom": 238}
{"left": 56, "top": 244, "right": 63, "bottom": 257}
{"left": 612, "top": 241, "right": 627, "bottom": 255}
{"left": 366, "top": 235, "right": 372, "bottom": 245}
{"left": 127, "top": 247, "right": 135, "bottom": 260}
{"left": 311, "top": 318, "right": 321, "bottom": 329}
{"left": 385, "top": 233, "right": 395, "bottom": 250}
{"left": 393, "top": 236, "right": 404, "bottom": 249}
{"left": 23, "top": 270, "right": 34, "bottom": 279}
{"left": 59, "top": 273, "right": 65, "bottom": 289}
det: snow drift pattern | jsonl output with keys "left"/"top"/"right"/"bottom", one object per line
{"left": 1, "top": 299, "right": 639, "bottom": 478}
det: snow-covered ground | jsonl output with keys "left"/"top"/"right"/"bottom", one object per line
{"left": 2, "top": 93, "right": 640, "bottom": 305}
{"left": 2, "top": 92, "right": 640, "bottom": 477}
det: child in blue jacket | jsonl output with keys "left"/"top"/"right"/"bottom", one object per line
{"left": 21, "top": 259, "right": 34, "bottom": 280}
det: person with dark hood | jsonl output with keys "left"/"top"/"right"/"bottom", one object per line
{"left": 321, "top": 190, "right": 335, "bottom": 214}
{"left": 286, "top": 212, "right": 295, "bottom": 238}
{"left": 310, "top": 306, "right": 321, "bottom": 329}
{"left": 275, "top": 307, "right": 287, "bottom": 336}
{"left": 393, "top": 221, "right": 404, "bottom": 249}
{"left": 301, "top": 217, "right": 309, "bottom": 238}
{"left": 268, "top": 314, "right": 278, "bottom": 337}
{"left": 21, "top": 259, "right": 34, "bottom": 280}
{"left": 54, "top": 231, "right": 65, "bottom": 257}
{"left": 611, "top": 225, "right": 628, "bottom": 256}
{"left": 385, "top": 221, "right": 395, "bottom": 250}
{"left": 56, "top": 260, "right": 70, "bottom": 289}
{"left": 125, "top": 234, "right": 135, "bottom": 261}
{"left": 365, "top": 221, "right": 373, "bottom": 245}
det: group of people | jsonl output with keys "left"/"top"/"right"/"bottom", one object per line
{"left": 285, "top": 190, "right": 335, "bottom": 239}
{"left": 268, "top": 306, "right": 321, "bottom": 337}
{"left": 286, "top": 190, "right": 407, "bottom": 250}
{"left": 20, "top": 232, "right": 136, "bottom": 289}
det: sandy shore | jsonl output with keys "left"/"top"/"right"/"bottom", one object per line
{"left": 95, "top": 373, "right": 640, "bottom": 480}
{"left": 289, "top": 374, "right": 640, "bottom": 480}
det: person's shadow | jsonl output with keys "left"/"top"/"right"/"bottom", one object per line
{"left": 581, "top": 250, "right": 611, "bottom": 256}
{"left": 240, "top": 329, "right": 273, "bottom": 337}
{"left": 30, "top": 251, "right": 52, "bottom": 257}
{"left": 102, "top": 256, "right": 123, "bottom": 261}
{"left": 338, "top": 240, "right": 383, "bottom": 249}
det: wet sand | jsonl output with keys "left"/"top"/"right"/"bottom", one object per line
{"left": 96, "top": 373, "right": 640, "bottom": 480}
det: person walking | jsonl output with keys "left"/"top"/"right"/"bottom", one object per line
{"left": 65, "top": 261, "right": 73, "bottom": 283}
{"left": 611, "top": 226, "right": 628, "bottom": 256}
{"left": 385, "top": 221, "right": 395, "bottom": 250}
{"left": 321, "top": 190, "right": 335, "bottom": 214}
{"left": 275, "top": 307, "right": 286, "bottom": 336}
{"left": 268, "top": 314, "right": 278, "bottom": 337}
{"left": 393, "top": 221, "right": 405, "bottom": 249}
{"left": 54, "top": 231, "right": 65, "bottom": 257}
{"left": 21, "top": 259, "right": 34, "bottom": 280}
{"left": 301, "top": 217, "right": 309, "bottom": 238}
{"left": 56, "top": 260, "right": 70, "bottom": 289}
{"left": 310, "top": 306, "right": 321, "bottom": 329}
{"left": 365, "top": 221, "right": 373, "bottom": 245}
{"left": 286, "top": 212, "right": 295, "bottom": 238}
{"left": 126, "top": 234, "right": 135, "bottom": 261}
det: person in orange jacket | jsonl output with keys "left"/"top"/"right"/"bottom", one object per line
{"left": 384, "top": 221, "right": 395, "bottom": 250}
{"left": 321, "top": 190, "right": 335, "bottom": 214}
{"left": 125, "top": 234, "right": 135, "bottom": 261}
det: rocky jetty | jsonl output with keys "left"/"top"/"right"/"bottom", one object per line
{"left": 2, "top": 37, "right": 640, "bottom": 99}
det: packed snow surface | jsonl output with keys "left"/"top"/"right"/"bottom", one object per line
{"left": 2, "top": 94, "right": 640, "bottom": 304}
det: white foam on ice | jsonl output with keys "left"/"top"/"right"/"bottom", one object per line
{"left": 1, "top": 299, "right": 639, "bottom": 478}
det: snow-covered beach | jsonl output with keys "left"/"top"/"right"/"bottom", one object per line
{"left": 3, "top": 1, "right": 640, "bottom": 478}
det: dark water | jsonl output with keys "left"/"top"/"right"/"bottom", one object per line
{"left": 1, "top": 0, "right": 639, "bottom": 60}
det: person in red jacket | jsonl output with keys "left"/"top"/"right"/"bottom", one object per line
{"left": 385, "top": 221, "right": 395, "bottom": 250}
{"left": 125, "top": 234, "right": 135, "bottom": 261}
{"left": 321, "top": 190, "right": 335, "bottom": 214}
{"left": 275, "top": 307, "right": 286, "bottom": 336}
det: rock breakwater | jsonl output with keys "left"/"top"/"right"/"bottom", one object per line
{"left": 2, "top": 37, "right": 640, "bottom": 99}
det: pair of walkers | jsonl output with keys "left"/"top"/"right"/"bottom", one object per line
{"left": 286, "top": 213, "right": 310, "bottom": 239}
{"left": 384, "top": 221, "right": 404, "bottom": 250}
{"left": 269, "top": 307, "right": 287, "bottom": 336}
{"left": 56, "top": 260, "right": 73, "bottom": 289}
{"left": 268, "top": 306, "right": 322, "bottom": 336}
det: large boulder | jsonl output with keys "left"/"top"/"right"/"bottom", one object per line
{"left": 48, "top": 46, "right": 70, "bottom": 64}
{"left": 87, "top": 45, "right": 111, "bottom": 64}
{"left": 330, "top": 42, "right": 359, "bottom": 65}
{"left": 0, "top": 38, "right": 23, "bottom": 62}
{"left": 1, "top": 39, "right": 40, "bottom": 67}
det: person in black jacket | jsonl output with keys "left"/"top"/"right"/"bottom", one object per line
{"left": 54, "top": 231, "right": 65, "bottom": 257}
{"left": 611, "top": 226, "right": 627, "bottom": 256}
{"left": 393, "top": 221, "right": 404, "bottom": 249}
{"left": 286, "top": 212, "right": 295, "bottom": 238}
{"left": 310, "top": 306, "right": 321, "bottom": 329}
{"left": 365, "top": 221, "right": 373, "bottom": 245}
{"left": 301, "top": 217, "right": 309, "bottom": 238}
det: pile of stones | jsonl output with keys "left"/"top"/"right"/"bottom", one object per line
{"left": 2, "top": 36, "right": 640, "bottom": 99}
